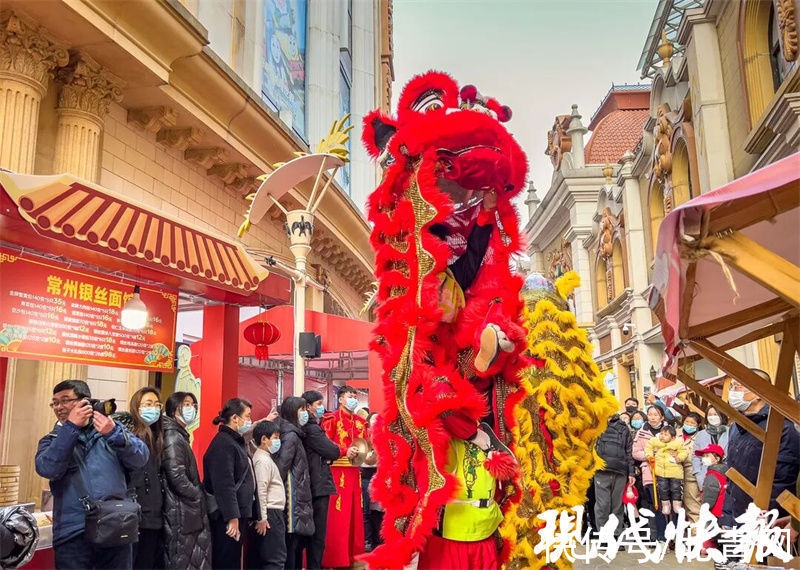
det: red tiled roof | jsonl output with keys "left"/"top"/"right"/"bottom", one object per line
{"left": 0, "top": 173, "right": 268, "bottom": 295}
{"left": 584, "top": 109, "right": 649, "bottom": 165}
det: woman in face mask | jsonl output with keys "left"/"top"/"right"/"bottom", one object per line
{"left": 203, "top": 397, "right": 256, "bottom": 570}
{"left": 692, "top": 406, "right": 729, "bottom": 489}
{"left": 679, "top": 412, "right": 704, "bottom": 524}
{"left": 120, "top": 387, "right": 164, "bottom": 569}
{"left": 162, "top": 391, "right": 211, "bottom": 570}
{"left": 276, "top": 396, "right": 316, "bottom": 570}
{"left": 632, "top": 404, "right": 668, "bottom": 543}
{"left": 299, "top": 390, "right": 341, "bottom": 569}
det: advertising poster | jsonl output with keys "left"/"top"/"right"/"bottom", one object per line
{"left": 263, "top": 0, "right": 307, "bottom": 138}
{"left": 0, "top": 247, "right": 178, "bottom": 371}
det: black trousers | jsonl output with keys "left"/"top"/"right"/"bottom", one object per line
{"left": 211, "top": 516, "right": 245, "bottom": 570}
{"left": 133, "top": 528, "right": 162, "bottom": 569}
{"left": 302, "top": 495, "right": 329, "bottom": 569}
{"left": 247, "top": 509, "right": 287, "bottom": 570}
{"left": 54, "top": 534, "right": 132, "bottom": 570}
{"left": 656, "top": 476, "right": 684, "bottom": 504}
{"left": 285, "top": 532, "right": 304, "bottom": 570}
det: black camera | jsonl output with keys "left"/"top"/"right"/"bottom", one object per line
{"left": 88, "top": 398, "right": 117, "bottom": 416}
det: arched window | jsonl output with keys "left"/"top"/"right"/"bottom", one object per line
{"left": 612, "top": 241, "right": 626, "bottom": 298}
{"left": 649, "top": 182, "right": 666, "bottom": 254}
{"left": 741, "top": 0, "right": 796, "bottom": 125}
{"left": 671, "top": 139, "right": 693, "bottom": 207}
{"left": 596, "top": 258, "right": 609, "bottom": 310}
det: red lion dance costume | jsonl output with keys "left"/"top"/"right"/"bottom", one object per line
{"left": 362, "top": 72, "right": 530, "bottom": 570}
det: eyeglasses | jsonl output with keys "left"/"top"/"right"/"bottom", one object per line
{"left": 139, "top": 402, "right": 162, "bottom": 410}
{"left": 49, "top": 398, "right": 81, "bottom": 409}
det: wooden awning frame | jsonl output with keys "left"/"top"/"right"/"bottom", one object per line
{"left": 650, "top": 154, "right": 800, "bottom": 527}
{"left": 671, "top": 217, "right": 800, "bottom": 523}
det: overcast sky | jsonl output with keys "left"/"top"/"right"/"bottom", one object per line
{"left": 392, "top": 0, "right": 658, "bottom": 197}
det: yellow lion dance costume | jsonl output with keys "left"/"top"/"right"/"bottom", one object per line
{"left": 501, "top": 271, "right": 617, "bottom": 570}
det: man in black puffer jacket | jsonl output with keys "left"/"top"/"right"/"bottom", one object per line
{"left": 594, "top": 414, "right": 634, "bottom": 538}
{"left": 722, "top": 373, "right": 800, "bottom": 529}
{"left": 301, "top": 391, "right": 341, "bottom": 569}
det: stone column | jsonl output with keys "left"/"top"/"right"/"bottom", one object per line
{"left": 53, "top": 51, "right": 123, "bottom": 182}
{"left": 680, "top": 6, "right": 734, "bottom": 193}
{"left": 566, "top": 229, "right": 595, "bottom": 325}
{"left": 0, "top": 10, "right": 68, "bottom": 173}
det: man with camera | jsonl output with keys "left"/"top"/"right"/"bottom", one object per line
{"left": 35, "top": 380, "right": 149, "bottom": 569}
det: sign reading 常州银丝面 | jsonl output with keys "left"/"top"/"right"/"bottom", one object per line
{"left": 0, "top": 246, "right": 177, "bottom": 371}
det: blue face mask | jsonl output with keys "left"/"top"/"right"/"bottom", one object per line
{"left": 268, "top": 439, "right": 281, "bottom": 454}
{"left": 315, "top": 405, "right": 325, "bottom": 419}
{"left": 631, "top": 419, "right": 644, "bottom": 430}
{"left": 345, "top": 397, "right": 358, "bottom": 411}
{"left": 237, "top": 419, "right": 252, "bottom": 434}
{"left": 140, "top": 407, "right": 161, "bottom": 426}
{"left": 181, "top": 405, "right": 197, "bottom": 424}
{"left": 683, "top": 425, "right": 697, "bottom": 435}
{"left": 298, "top": 410, "right": 309, "bottom": 426}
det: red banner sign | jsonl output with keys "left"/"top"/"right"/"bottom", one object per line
{"left": 0, "top": 247, "right": 177, "bottom": 371}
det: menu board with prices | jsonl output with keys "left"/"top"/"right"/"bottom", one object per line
{"left": 0, "top": 246, "right": 177, "bottom": 371}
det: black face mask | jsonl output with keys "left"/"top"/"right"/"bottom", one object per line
{"left": 625, "top": 406, "right": 637, "bottom": 415}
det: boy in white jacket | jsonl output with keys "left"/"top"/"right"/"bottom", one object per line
{"left": 249, "top": 420, "right": 286, "bottom": 569}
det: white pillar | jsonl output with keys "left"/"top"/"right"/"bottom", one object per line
{"left": 306, "top": 0, "right": 339, "bottom": 147}
{"left": 682, "top": 11, "right": 734, "bottom": 193}
{"left": 349, "top": 0, "right": 378, "bottom": 209}
{"left": 567, "top": 230, "right": 594, "bottom": 324}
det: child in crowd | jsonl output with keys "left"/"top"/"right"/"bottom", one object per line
{"left": 249, "top": 421, "right": 286, "bottom": 570}
{"left": 695, "top": 443, "right": 728, "bottom": 558}
{"left": 646, "top": 425, "right": 688, "bottom": 518}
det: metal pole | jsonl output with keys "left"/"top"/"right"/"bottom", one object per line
{"left": 293, "top": 260, "right": 306, "bottom": 396}
{"left": 285, "top": 209, "right": 313, "bottom": 397}
{"left": 277, "top": 368, "right": 284, "bottom": 405}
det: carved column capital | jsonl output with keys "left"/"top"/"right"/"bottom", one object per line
{"left": 0, "top": 10, "right": 69, "bottom": 92}
{"left": 56, "top": 50, "right": 124, "bottom": 118}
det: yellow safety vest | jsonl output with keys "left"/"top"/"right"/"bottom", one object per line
{"left": 440, "top": 439, "right": 502, "bottom": 542}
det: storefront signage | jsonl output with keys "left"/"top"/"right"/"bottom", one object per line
{"left": 0, "top": 247, "right": 177, "bottom": 371}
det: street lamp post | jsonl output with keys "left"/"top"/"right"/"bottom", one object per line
{"left": 237, "top": 116, "right": 352, "bottom": 396}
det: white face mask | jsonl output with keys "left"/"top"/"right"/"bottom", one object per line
{"left": 701, "top": 456, "right": 715, "bottom": 467}
{"left": 707, "top": 415, "right": 721, "bottom": 426}
{"left": 727, "top": 390, "right": 751, "bottom": 412}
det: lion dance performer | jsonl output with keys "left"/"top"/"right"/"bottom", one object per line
{"left": 361, "top": 71, "right": 616, "bottom": 570}
{"left": 362, "top": 71, "right": 529, "bottom": 570}
{"left": 501, "top": 272, "right": 617, "bottom": 570}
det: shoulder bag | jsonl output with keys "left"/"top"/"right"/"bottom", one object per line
{"left": 72, "top": 444, "right": 141, "bottom": 546}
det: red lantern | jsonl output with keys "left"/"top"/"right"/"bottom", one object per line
{"left": 243, "top": 321, "right": 280, "bottom": 360}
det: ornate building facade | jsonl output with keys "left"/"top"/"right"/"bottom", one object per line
{"left": 0, "top": 0, "right": 391, "bottom": 507}
{"left": 528, "top": 0, "right": 799, "bottom": 403}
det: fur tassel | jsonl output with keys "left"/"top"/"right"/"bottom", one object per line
{"left": 555, "top": 270, "right": 581, "bottom": 300}
{"left": 484, "top": 451, "right": 519, "bottom": 481}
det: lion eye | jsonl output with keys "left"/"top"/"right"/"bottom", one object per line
{"left": 411, "top": 90, "right": 445, "bottom": 113}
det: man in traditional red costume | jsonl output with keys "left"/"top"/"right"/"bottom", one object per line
{"left": 320, "top": 385, "right": 369, "bottom": 567}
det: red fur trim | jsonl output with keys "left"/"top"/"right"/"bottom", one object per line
{"left": 362, "top": 110, "right": 397, "bottom": 158}
{"left": 397, "top": 71, "right": 459, "bottom": 124}
{"left": 484, "top": 451, "right": 518, "bottom": 481}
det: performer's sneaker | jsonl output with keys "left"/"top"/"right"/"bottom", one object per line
{"left": 474, "top": 323, "right": 514, "bottom": 373}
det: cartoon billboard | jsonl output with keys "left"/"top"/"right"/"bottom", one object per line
{"left": 263, "top": 0, "right": 307, "bottom": 139}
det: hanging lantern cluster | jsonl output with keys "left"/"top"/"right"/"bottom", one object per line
{"left": 243, "top": 319, "right": 280, "bottom": 360}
